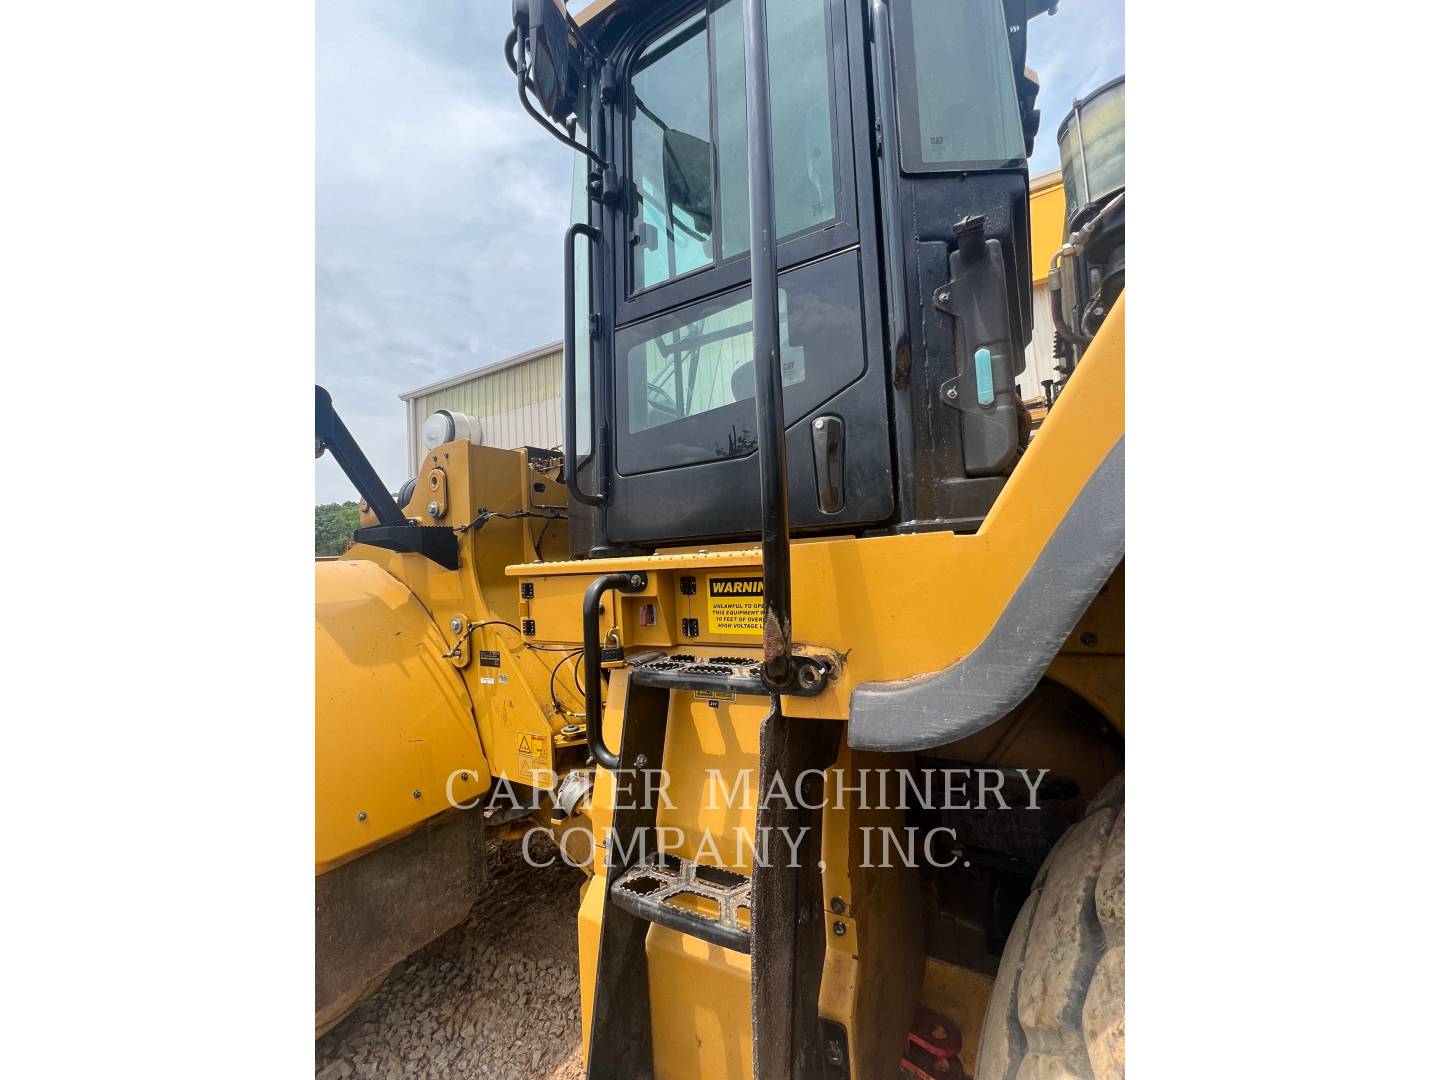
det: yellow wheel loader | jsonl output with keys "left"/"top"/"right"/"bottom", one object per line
{"left": 316, "top": 1, "right": 1125, "bottom": 1075}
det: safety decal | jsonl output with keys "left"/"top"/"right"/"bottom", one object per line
{"left": 706, "top": 576, "right": 764, "bottom": 635}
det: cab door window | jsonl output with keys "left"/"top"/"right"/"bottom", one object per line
{"left": 616, "top": 249, "right": 867, "bottom": 475}
{"left": 629, "top": 12, "right": 714, "bottom": 292}
{"left": 627, "top": 0, "right": 840, "bottom": 295}
{"left": 712, "top": 0, "right": 837, "bottom": 261}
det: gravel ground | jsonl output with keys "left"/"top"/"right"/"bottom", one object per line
{"left": 317, "top": 839, "right": 589, "bottom": 1080}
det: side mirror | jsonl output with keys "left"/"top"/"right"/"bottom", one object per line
{"left": 514, "top": 0, "right": 585, "bottom": 123}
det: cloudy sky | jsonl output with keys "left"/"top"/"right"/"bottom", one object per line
{"left": 315, "top": 0, "right": 1124, "bottom": 504}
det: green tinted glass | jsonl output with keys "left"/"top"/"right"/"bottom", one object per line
{"left": 628, "top": 0, "right": 839, "bottom": 292}
{"left": 714, "top": 0, "right": 837, "bottom": 261}
{"left": 630, "top": 13, "right": 715, "bottom": 292}
{"left": 894, "top": 0, "right": 1025, "bottom": 171}
{"left": 626, "top": 288, "right": 806, "bottom": 435}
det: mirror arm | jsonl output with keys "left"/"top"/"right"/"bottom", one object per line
{"left": 507, "top": 27, "right": 607, "bottom": 170}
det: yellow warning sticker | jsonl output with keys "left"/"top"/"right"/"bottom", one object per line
{"left": 706, "top": 576, "right": 764, "bottom": 635}
{"left": 514, "top": 731, "right": 548, "bottom": 783}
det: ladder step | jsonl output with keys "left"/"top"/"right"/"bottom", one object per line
{"left": 609, "top": 854, "right": 752, "bottom": 954}
{"left": 626, "top": 653, "right": 767, "bottom": 696}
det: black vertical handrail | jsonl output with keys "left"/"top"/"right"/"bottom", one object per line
{"left": 740, "top": 0, "right": 800, "bottom": 691}
{"left": 583, "top": 571, "right": 647, "bottom": 771}
{"left": 564, "top": 221, "right": 606, "bottom": 507}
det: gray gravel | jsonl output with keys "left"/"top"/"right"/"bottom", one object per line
{"left": 317, "top": 838, "right": 589, "bottom": 1080}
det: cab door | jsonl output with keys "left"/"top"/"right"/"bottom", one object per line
{"left": 596, "top": 0, "right": 893, "bottom": 546}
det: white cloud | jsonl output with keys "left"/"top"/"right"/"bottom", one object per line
{"left": 315, "top": 0, "right": 572, "bottom": 502}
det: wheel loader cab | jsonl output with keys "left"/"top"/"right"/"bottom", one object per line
{"left": 535, "top": 0, "right": 1043, "bottom": 556}
{"left": 316, "top": 0, "right": 1124, "bottom": 1062}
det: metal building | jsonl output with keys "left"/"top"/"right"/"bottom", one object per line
{"left": 400, "top": 175, "right": 1068, "bottom": 471}
{"left": 400, "top": 341, "right": 563, "bottom": 474}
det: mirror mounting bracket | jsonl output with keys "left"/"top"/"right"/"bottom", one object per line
{"left": 508, "top": 2, "right": 609, "bottom": 173}
{"left": 587, "top": 164, "right": 619, "bottom": 207}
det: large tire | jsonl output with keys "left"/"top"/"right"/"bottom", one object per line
{"left": 975, "top": 774, "right": 1125, "bottom": 1080}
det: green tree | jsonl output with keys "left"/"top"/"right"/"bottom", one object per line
{"left": 315, "top": 501, "right": 361, "bottom": 556}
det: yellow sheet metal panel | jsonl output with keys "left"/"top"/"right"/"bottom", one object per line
{"left": 575, "top": 0, "right": 620, "bottom": 28}
{"left": 505, "top": 547, "right": 763, "bottom": 578}
{"left": 816, "top": 749, "right": 926, "bottom": 1077}
{"left": 315, "top": 559, "right": 490, "bottom": 872}
{"left": 656, "top": 696, "right": 766, "bottom": 871}
{"left": 1029, "top": 172, "right": 1066, "bottom": 285}
{"left": 576, "top": 674, "right": 628, "bottom": 1073}
{"left": 645, "top": 925, "right": 754, "bottom": 1080}
{"left": 576, "top": 874, "right": 605, "bottom": 1064}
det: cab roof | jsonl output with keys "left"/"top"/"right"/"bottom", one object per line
{"left": 576, "top": 0, "right": 1059, "bottom": 47}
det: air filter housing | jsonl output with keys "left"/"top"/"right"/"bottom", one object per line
{"left": 422, "top": 409, "right": 484, "bottom": 452}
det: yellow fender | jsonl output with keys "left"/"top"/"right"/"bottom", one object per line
{"left": 314, "top": 558, "right": 496, "bottom": 1031}
{"left": 315, "top": 559, "right": 491, "bottom": 873}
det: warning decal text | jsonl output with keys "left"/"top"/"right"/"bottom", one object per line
{"left": 706, "top": 576, "right": 764, "bottom": 635}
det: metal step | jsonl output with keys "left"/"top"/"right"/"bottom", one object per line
{"left": 609, "top": 853, "right": 752, "bottom": 954}
{"left": 626, "top": 652, "right": 768, "bottom": 696}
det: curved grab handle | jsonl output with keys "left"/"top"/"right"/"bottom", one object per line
{"left": 564, "top": 222, "right": 606, "bottom": 508}
{"left": 582, "top": 571, "right": 647, "bottom": 771}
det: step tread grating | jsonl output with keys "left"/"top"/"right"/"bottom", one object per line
{"left": 610, "top": 854, "right": 752, "bottom": 954}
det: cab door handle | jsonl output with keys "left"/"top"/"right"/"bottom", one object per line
{"left": 810, "top": 415, "right": 845, "bottom": 514}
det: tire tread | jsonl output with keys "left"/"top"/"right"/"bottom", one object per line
{"left": 976, "top": 773, "right": 1125, "bottom": 1080}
